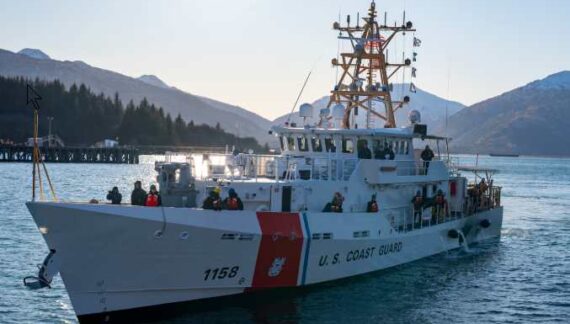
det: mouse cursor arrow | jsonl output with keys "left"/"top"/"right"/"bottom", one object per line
{"left": 27, "top": 84, "right": 42, "bottom": 111}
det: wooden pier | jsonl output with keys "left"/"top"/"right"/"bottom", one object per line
{"left": 0, "top": 145, "right": 139, "bottom": 164}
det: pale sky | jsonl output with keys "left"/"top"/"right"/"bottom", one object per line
{"left": 1, "top": 0, "right": 569, "bottom": 120}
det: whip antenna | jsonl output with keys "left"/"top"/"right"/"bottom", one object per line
{"left": 286, "top": 70, "right": 312, "bottom": 124}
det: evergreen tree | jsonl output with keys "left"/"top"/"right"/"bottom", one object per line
{"left": 0, "top": 76, "right": 267, "bottom": 152}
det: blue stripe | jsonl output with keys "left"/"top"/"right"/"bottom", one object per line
{"left": 301, "top": 212, "right": 311, "bottom": 285}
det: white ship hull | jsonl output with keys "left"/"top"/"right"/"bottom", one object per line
{"left": 27, "top": 202, "right": 503, "bottom": 321}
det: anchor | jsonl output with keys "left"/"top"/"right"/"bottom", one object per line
{"left": 23, "top": 249, "right": 60, "bottom": 290}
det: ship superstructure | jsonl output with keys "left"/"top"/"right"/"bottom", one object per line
{"left": 25, "top": 2, "right": 503, "bottom": 322}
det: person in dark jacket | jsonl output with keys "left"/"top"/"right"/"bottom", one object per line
{"left": 323, "top": 192, "right": 344, "bottom": 213}
{"left": 366, "top": 194, "right": 379, "bottom": 212}
{"left": 131, "top": 181, "right": 147, "bottom": 206}
{"left": 145, "top": 184, "right": 162, "bottom": 207}
{"left": 106, "top": 186, "right": 122, "bottom": 204}
{"left": 203, "top": 188, "right": 222, "bottom": 211}
{"left": 358, "top": 141, "right": 372, "bottom": 159}
{"left": 421, "top": 145, "right": 435, "bottom": 173}
{"left": 223, "top": 188, "right": 244, "bottom": 210}
{"left": 411, "top": 190, "right": 424, "bottom": 226}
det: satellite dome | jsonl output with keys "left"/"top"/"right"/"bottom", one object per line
{"left": 408, "top": 110, "right": 421, "bottom": 124}
{"left": 299, "top": 103, "right": 314, "bottom": 118}
{"left": 332, "top": 104, "right": 345, "bottom": 119}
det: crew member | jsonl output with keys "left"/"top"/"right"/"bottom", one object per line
{"left": 479, "top": 178, "right": 488, "bottom": 193}
{"left": 479, "top": 178, "right": 489, "bottom": 208}
{"left": 106, "top": 186, "right": 122, "bottom": 205}
{"left": 385, "top": 143, "right": 395, "bottom": 160}
{"left": 433, "top": 189, "right": 446, "bottom": 221}
{"left": 374, "top": 144, "right": 386, "bottom": 160}
{"left": 411, "top": 190, "right": 424, "bottom": 225}
{"left": 323, "top": 192, "right": 344, "bottom": 213}
{"left": 131, "top": 181, "right": 147, "bottom": 206}
{"left": 203, "top": 187, "right": 222, "bottom": 211}
{"left": 366, "top": 194, "right": 379, "bottom": 212}
{"left": 421, "top": 145, "right": 435, "bottom": 173}
{"left": 223, "top": 188, "right": 244, "bottom": 210}
{"left": 358, "top": 141, "right": 372, "bottom": 159}
{"left": 145, "top": 184, "right": 161, "bottom": 207}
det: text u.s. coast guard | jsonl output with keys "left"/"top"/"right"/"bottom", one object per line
{"left": 318, "top": 241, "right": 403, "bottom": 267}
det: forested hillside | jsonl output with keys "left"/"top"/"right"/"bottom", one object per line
{"left": 443, "top": 71, "right": 570, "bottom": 156}
{"left": 0, "top": 77, "right": 265, "bottom": 151}
{"left": 0, "top": 48, "right": 273, "bottom": 145}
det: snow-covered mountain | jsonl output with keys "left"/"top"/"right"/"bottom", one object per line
{"left": 273, "top": 84, "right": 465, "bottom": 131}
{"left": 17, "top": 48, "right": 50, "bottom": 60}
{"left": 0, "top": 48, "right": 273, "bottom": 144}
{"left": 137, "top": 74, "right": 170, "bottom": 89}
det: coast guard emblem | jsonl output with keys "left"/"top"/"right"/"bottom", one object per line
{"left": 268, "top": 257, "right": 286, "bottom": 277}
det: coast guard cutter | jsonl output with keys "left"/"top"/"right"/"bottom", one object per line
{"left": 26, "top": 2, "right": 503, "bottom": 321}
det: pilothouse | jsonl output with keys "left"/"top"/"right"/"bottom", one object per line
{"left": 26, "top": 2, "right": 504, "bottom": 322}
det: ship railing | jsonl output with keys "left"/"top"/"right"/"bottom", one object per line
{"left": 384, "top": 204, "right": 448, "bottom": 233}
{"left": 392, "top": 203, "right": 461, "bottom": 232}
{"left": 463, "top": 185, "right": 502, "bottom": 215}
{"left": 310, "top": 157, "right": 358, "bottom": 181}
{"left": 268, "top": 155, "right": 359, "bottom": 182}
{"left": 188, "top": 153, "right": 278, "bottom": 182}
{"left": 445, "top": 157, "right": 461, "bottom": 176}
{"left": 386, "top": 187, "right": 502, "bottom": 233}
{"left": 189, "top": 152, "right": 361, "bottom": 183}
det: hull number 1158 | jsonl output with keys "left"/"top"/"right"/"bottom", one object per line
{"left": 204, "top": 266, "right": 239, "bottom": 281}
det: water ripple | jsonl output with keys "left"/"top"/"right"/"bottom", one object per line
{"left": 1, "top": 156, "right": 570, "bottom": 323}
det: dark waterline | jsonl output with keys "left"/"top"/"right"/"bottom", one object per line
{"left": 1, "top": 155, "right": 569, "bottom": 323}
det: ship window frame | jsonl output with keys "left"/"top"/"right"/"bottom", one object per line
{"left": 297, "top": 135, "right": 309, "bottom": 152}
{"left": 324, "top": 136, "right": 336, "bottom": 153}
{"left": 341, "top": 136, "right": 355, "bottom": 154}
{"left": 372, "top": 138, "right": 385, "bottom": 159}
{"left": 286, "top": 136, "right": 296, "bottom": 151}
{"left": 357, "top": 138, "right": 371, "bottom": 159}
{"left": 311, "top": 136, "right": 323, "bottom": 152}
{"left": 279, "top": 136, "right": 286, "bottom": 151}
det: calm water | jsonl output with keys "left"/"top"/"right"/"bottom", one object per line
{"left": 1, "top": 155, "right": 569, "bottom": 323}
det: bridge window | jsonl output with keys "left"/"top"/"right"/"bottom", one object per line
{"left": 402, "top": 141, "right": 409, "bottom": 154}
{"left": 297, "top": 136, "right": 309, "bottom": 152}
{"left": 286, "top": 136, "right": 296, "bottom": 151}
{"left": 279, "top": 136, "right": 285, "bottom": 151}
{"left": 324, "top": 136, "right": 336, "bottom": 153}
{"left": 311, "top": 136, "right": 322, "bottom": 152}
{"left": 372, "top": 138, "right": 386, "bottom": 159}
{"left": 342, "top": 137, "right": 354, "bottom": 154}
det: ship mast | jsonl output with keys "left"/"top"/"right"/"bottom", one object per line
{"left": 328, "top": 1, "right": 416, "bottom": 129}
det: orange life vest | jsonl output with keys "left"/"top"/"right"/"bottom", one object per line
{"left": 145, "top": 194, "right": 158, "bottom": 207}
{"left": 415, "top": 196, "right": 423, "bottom": 205}
{"left": 227, "top": 197, "right": 239, "bottom": 210}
